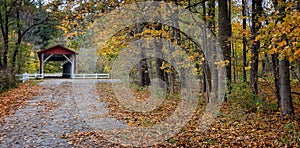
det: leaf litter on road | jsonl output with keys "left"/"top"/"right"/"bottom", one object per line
{"left": 1, "top": 80, "right": 299, "bottom": 147}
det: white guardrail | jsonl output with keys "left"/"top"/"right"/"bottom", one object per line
{"left": 15, "top": 73, "right": 43, "bottom": 83}
{"left": 16, "top": 73, "right": 110, "bottom": 83}
{"left": 73, "top": 73, "right": 110, "bottom": 79}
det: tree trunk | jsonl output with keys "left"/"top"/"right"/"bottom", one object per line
{"left": 135, "top": 23, "right": 150, "bottom": 86}
{"left": 228, "top": 0, "right": 233, "bottom": 83}
{"left": 232, "top": 43, "right": 237, "bottom": 83}
{"left": 279, "top": 58, "right": 294, "bottom": 115}
{"left": 242, "top": 0, "right": 247, "bottom": 82}
{"left": 271, "top": 53, "right": 281, "bottom": 108}
{"left": 208, "top": 0, "right": 215, "bottom": 34}
{"left": 0, "top": 54, "right": 2, "bottom": 68}
{"left": 138, "top": 57, "right": 150, "bottom": 86}
{"left": 218, "top": 0, "right": 232, "bottom": 101}
{"left": 205, "top": 0, "right": 215, "bottom": 101}
{"left": 2, "top": 36, "right": 9, "bottom": 69}
{"left": 261, "top": 53, "right": 267, "bottom": 75}
{"left": 298, "top": 60, "right": 300, "bottom": 79}
{"left": 0, "top": 1, "right": 9, "bottom": 69}
{"left": 250, "top": 0, "right": 262, "bottom": 94}
{"left": 11, "top": 4, "right": 22, "bottom": 72}
{"left": 155, "top": 37, "right": 168, "bottom": 91}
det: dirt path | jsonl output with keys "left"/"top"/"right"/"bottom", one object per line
{"left": 0, "top": 79, "right": 126, "bottom": 147}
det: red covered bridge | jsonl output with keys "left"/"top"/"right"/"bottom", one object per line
{"left": 37, "top": 45, "right": 77, "bottom": 78}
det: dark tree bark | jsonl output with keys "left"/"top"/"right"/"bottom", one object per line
{"left": 279, "top": 58, "right": 294, "bottom": 115}
{"left": 0, "top": 0, "right": 15, "bottom": 70}
{"left": 135, "top": 23, "right": 150, "bottom": 86}
{"left": 273, "top": 0, "right": 294, "bottom": 115}
{"left": 202, "top": 0, "right": 207, "bottom": 94}
{"left": 261, "top": 53, "right": 269, "bottom": 75}
{"left": 0, "top": 52, "right": 2, "bottom": 68}
{"left": 271, "top": 53, "right": 281, "bottom": 109}
{"left": 138, "top": 58, "right": 150, "bottom": 86}
{"left": 250, "top": 0, "right": 262, "bottom": 94}
{"left": 218, "top": 0, "right": 232, "bottom": 101}
{"left": 232, "top": 43, "right": 237, "bottom": 83}
{"left": 152, "top": 2, "right": 170, "bottom": 91}
{"left": 208, "top": 0, "right": 215, "bottom": 34}
{"left": 155, "top": 31, "right": 169, "bottom": 91}
{"left": 242, "top": 0, "right": 247, "bottom": 82}
{"left": 228, "top": 0, "right": 234, "bottom": 83}
{"left": 298, "top": 60, "right": 300, "bottom": 79}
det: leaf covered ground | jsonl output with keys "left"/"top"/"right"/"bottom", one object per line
{"left": 0, "top": 80, "right": 299, "bottom": 147}
{"left": 62, "top": 81, "right": 300, "bottom": 147}
{"left": 0, "top": 82, "right": 42, "bottom": 118}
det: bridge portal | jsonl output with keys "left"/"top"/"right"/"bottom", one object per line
{"left": 37, "top": 45, "right": 77, "bottom": 78}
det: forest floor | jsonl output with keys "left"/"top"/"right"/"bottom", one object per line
{"left": 0, "top": 79, "right": 299, "bottom": 147}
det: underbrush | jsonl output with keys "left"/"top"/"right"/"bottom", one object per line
{"left": 0, "top": 71, "right": 17, "bottom": 93}
{"left": 227, "top": 80, "right": 262, "bottom": 113}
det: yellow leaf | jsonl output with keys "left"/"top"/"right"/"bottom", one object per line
{"left": 245, "top": 66, "right": 251, "bottom": 70}
{"left": 294, "top": 50, "right": 300, "bottom": 56}
{"left": 269, "top": 48, "right": 276, "bottom": 54}
{"left": 278, "top": 40, "right": 287, "bottom": 47}
{"left": 160, "top": 61, "right": 170, "bottom": 70}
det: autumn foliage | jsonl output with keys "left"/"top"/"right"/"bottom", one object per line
{"left": 60, "top": 81, "right": 300, "bottom": 147}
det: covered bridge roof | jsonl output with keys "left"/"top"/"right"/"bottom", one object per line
{"left": 37, "top": 45, "right": 77, "bottom": 61}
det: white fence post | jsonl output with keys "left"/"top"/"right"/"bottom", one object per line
{"left": 22, "top": 73, "right": 29, "bottom": 83}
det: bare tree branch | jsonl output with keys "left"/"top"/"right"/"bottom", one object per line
{"left": 185, "top": 0, "right": 206, "bottom": 10}
{"left": 20, "top": 16, "right": 50, "bottom": 40}
{"left": 291, "top": 92, "right": 300, "bottom": 96}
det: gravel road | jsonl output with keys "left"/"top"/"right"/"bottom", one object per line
{"left": 0, "top": 79, "right": 126, "bottom": 147}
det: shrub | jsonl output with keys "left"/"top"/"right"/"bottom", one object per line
{"left": 228, "top": 80, "right": 263, "bottom": 112}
